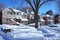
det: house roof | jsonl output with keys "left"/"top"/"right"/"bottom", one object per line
{"left": 15, "top": 15, "right": 28, "bottom": 21}
{"left": 15, "top": 15, "right": 22, "bottom": 19}
{"left": 46, "top": 14, "right": 50, "bottom": 17}
{"left": 13, "top": 9, "right": 21, "bottom": 12}
{"left": 3, "top": 7, "right": 13, "bottom": 12}
{"left": 11, "top": 19, "right": 15, "bottom": 21}
{"left": 3, "top": 7, "right": 28, "bottom": 16}
{"left": 21, "top": 18, "right": 28, "bottom": 21}
{"left": 40, "top": 18, "right": 45, "bottom": 21}
{"left": 3, "top": 7, "right": 24, "bottom": 13}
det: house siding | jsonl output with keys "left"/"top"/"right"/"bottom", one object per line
{"left": 2, "top": 7, "right": 28, "bottom": 25}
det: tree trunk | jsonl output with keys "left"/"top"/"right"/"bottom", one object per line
{"left": 34, "top": 11, "right": 38, "bottom": 28}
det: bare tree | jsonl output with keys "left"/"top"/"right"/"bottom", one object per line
{"left": 0, "top": 3, "right": 4, "bottom": 11}
{"left": 10, "top": 0, "right": 54, "bottom": 28}
{"left": 25, "top": 0, "right": 54, "bottom": 28}
{"left": 17, "top": 6, "right": 32, "bottom": 13}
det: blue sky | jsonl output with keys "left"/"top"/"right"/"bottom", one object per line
{"left": 0, "top": 0, "right": 58, "bottom": 14}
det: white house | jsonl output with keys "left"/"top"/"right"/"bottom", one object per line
{"left": 2, "top": 7, "right": 28, "bottom": 25}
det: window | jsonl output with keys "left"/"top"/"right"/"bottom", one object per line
{"left": 19, "top": 12, "right": 21, "bottom": 16}
{"left": 19, "top": 12, "right": 21, "bottom": 15}
{"left": 17, "top": 13, "right": 19, "bottom": 15}
{"left": 22, "top": 14, "right": 26, "bottom": 18}
{"left": 14, "top": 13, "right": 16, "bottom": 15}
{"left": 7, "top": 11, "right": 12, "bottom": 15}
{"left": 7, "top": 18, "right": 9, "bottom": 22}
{"left": 10, "top": 12, "right": 12, "bottom": 15}
{"left": 7, "top": 11, "right": 10, "bottom": 14}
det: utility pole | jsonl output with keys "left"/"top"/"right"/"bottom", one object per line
{"left": 0, "top": 10, "right": 2, "bottom": 24}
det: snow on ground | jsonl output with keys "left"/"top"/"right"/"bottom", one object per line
{"left": 0, "top": 36, "right": 4, "bottom": 40}
{"left": 38, "top": 24, "right": 60, "bottom": 37}
{"left": 0, "top": 24, "right": 60, "bottom": 40}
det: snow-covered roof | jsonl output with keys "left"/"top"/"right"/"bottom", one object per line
{"left": 46, "top": 14, "right": 50, "bottom": 17}
{"left": 11, "top": 19, "right": 15, "bottom": 21}
{"left": 13, "top": 9, "right": 28, "bottom": 15}
{"left": 31, "top": 11, "right": 34, "bottom": 14}
{"left": 15, "top": 15, "right": 28, "bottom": 21}
{"left": 13, "top": 9, "right": 21, "bottom": 12}
{"left": 3, "top": 7, "right": 23, "bottom": 13}
{"left": 21, "top": 18, "right": 28, "bottom": 21}
{"left": 40, "top": 18, "right": 45, "bottom": 21}
{"left": 2, "top": 7, "right": 10, "bottom": 12}
{"left": 15, "top": 15, "right": 22, "bottom": 19}
{"left": 16, "top": 22, "right": 20, "bottom": 24}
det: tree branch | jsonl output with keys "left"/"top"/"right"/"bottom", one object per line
{"left": 34, "top": 0, "right": 40, "bottom": 11}
{"left": 26, "top": 0, "right": 35, "bottom": 11}
{"left": 39, "top": 0, "right": 54, "bottom": 8}
{"left": 33, "top": 0, "right": 40, "bottom": 11}
{"left": 36, "top": 0, "right": 40, "bottom": 10}
{"left": 33, "top": 0, "right": 35, "bottom": 5}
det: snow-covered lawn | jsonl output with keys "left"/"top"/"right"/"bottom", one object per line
{"left": 0, "top": 36, "right": 4, "bottom": 40}
{"left": 0, "top": 24, "right": 60, "bottom": 40}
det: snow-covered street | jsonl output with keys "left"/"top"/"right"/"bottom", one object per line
{"left": 0, "top": 24, "right": 60, "bottom": 40}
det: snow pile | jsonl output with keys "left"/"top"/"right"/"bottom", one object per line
{"left": 29, "top": 23, "right": 40, "bottom": 27}
{"left": 9, "top": 26, "right": 43, "bottom": 39}
{"left": 0, "top": 36, "right": 4, "bottom": 40}
{"left": 38, "top": 26, "right": 56, "bottom": 37}
{"left": 0, "top": 24, "right": 60, "bottom": 40}
{"left": 1, "top": 24, "right": 25, "bottom": 29}
{"left": 9, "top": 29, "right": 43, "bottom": 40}
{"left": 0, "top": 24, "right": 44, "bottom": 40}
{"left": 12, "top": 32, "right": 43, "bottom": 39}
{"left": 2, "top": 24, "right": 10, "bottom": 29}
